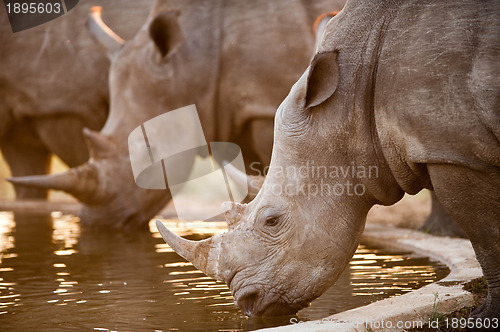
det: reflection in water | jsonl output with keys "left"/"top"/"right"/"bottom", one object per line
{"left": 0, "top": 213, "right": 449, "bottom": 331}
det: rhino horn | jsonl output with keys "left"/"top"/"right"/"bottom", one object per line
{"left": 8, "top": 163, "right": 98, "bottom": 203}
{"left": 156, "top": 220, "right": 228, "bottom": 282}
{"left": 223, "top": 162, "right": 264, "bottom": 198}
{"left": 83, "top": 128, "right": 116, "bottom": 159}
{"left": 88, "top": 6, "right": 125, "bottom": 56}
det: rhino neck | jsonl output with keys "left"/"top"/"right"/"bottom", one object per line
{"left": 315, "top": 1, "right": 407, "bottom": 206}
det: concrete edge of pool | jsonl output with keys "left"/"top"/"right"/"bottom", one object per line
{"left": 257, "top": 223, "right": 482, "bottom": 332}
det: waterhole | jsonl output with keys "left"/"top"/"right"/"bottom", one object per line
{"left": 0, "top": 212, "right": 449, "bottom": 331}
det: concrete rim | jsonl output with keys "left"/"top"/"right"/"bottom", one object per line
{"left": 257, "top": 223, "right": 482, "bottom": 331}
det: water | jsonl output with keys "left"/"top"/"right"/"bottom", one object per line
{"left": 0, "top": 211, "right": 449, "bottom": 331}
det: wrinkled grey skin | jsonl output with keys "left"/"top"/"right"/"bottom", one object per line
{"left": 0, "top": 1, "right": 152, "bottom": 199}
{"left": 10, "top": 0, "right": 346, "bottom": 229}
{"left": 160, "top": 0, "right": 500, "bottom": 318}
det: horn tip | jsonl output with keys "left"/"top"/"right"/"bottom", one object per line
{"left": 7, "top": 176, "right": 30, "bottom": 185}
{"left": 82, "top": 127, "right": 98, "bottom": 139}
{"left": 90, "top": 6, "right": 102, "bottom": 14}
{"left": 155, "top": 219, "right": 170, "bottom": 241}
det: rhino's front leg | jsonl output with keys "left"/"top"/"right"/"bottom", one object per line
{"left": 35, "top": 115, "right": 96, "bottom": 168}
{"left": 428, "top": 164, "right": 500, "bottom": 322}
{"left": 0, "top": 122, "right": 51, "bottom": 199}
{"left": 248, "top": 117, "right": 274, "bottom": 168}
{"left": 236, "top": 116, "right": 274, "bottom": 174}
{"left": 471, "top": 245, "right": 500, "bottom": 320}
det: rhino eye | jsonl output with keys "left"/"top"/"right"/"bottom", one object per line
{"left": 265, "top": 216, "right": 280, "bottom": 227}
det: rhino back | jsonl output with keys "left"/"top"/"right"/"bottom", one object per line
{"left": 373, "top": 0, "right": 500, "bottom": 173}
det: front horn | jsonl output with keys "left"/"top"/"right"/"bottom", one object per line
{"left": 8, "top": 163, "right": 98, "bottom": 204}
{"left": 156, "top": 219, "right": 229, "bottom": 283}
{"left": 88, "top": 6, "right": 125, "bottom": 56}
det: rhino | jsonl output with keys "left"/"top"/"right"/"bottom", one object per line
{"left": 420, "top": 192, "right": 467, "bottom": 237}
{"left": 0, "top": 0, "right": 152, "bottom": 199}
{"left": 9, "top": 0, "right": 347, "bottom": 229}
{"left": 156, "top": 0, "right": 500, "bottom": 319}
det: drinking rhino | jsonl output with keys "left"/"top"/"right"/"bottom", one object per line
{"left": 156, "top": 0, "right": 500, "bottom": 319}
{"left": 0, "top": 0, "right": 152, "bottom": 199}
{"left": 9, "top": 0, "right": 347, "bottom": 229}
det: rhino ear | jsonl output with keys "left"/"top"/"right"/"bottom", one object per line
{"left": 304, "top": 51, "right": 339, "bottom": 109}
{"left": 149, "top": 10, "right": 183, "bottom": 59}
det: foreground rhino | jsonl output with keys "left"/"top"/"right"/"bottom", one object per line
{"left": 0, "top": 1, "right": 152, "bottom": 199}
{"left": 9, "top": 0, "right": 346, "bottom": 229}
{"left": 157, "top": 0, "right": 500, "bottom": 319}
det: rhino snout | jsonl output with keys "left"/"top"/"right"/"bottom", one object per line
{"left": 234, "top": 287, "right": 308, "bottom": 317}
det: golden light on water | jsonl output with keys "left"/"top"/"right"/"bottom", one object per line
{"left": 0, "top": 212, "right": 14, "bottom": 256}
{"left": 164, "top": 262, "right": 193, "bottom": 268}
{"left": 0, "top": 212, "right": 449, "bottom": 330}
{"left": 52, "top": 214, "right": 80, "bottom": 250}
{"left": 149, "top": 218, "right": 228, "bottom": 239}
{"left": 55, "top": 249, "right": 78, "bottom": 256}
{"left": 168, "top": 270, "right": 203, "bottom": 275}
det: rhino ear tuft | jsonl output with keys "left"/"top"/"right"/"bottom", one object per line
{"left": 305, "top": 51, "right": 339, "bottom": 109}
{"left": 149, "top": 10, "right": 183, "bottom": 59}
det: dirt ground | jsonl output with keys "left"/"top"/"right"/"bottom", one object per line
{"left": 366, "top": 190, "right": 431, "bottom": 229}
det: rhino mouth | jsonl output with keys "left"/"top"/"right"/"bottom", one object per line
{"left": 236, "top": 290, "right": 262, "bottom": 316}
{"left": 234, "top": 286, "right": 307, "bottom": 317}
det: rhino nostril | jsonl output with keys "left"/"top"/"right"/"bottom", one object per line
{"left": 237, "top": 291, "right": 260, "bottom": 316}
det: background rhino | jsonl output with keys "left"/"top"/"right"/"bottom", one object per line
{"left": 158, "top": 0, "right": 500, "bottom": 319}
{"left": 0, "top": 0, "right": 153, "bottom": 199}
{"left": 9, "top": 0, "right": 347, "bottom": 229}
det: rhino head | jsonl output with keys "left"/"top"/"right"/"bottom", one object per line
{"left": 156, "top": 50, "right": 405, "bottom": 316}
{"left": 8, "top": 6, "right": 213, "bottom": 229}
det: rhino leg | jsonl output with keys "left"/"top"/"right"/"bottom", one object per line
{"left": 428, "top": 164, "right": 500, "bottom": 321}
{"left": 1, "top": 122, "right": 51, "bottom": 199}
{"left": 237, "top": 118, "right": 274, "bottom": 175}
{"left": 35, "top": 115, "right": 93, "bottom": 168}
{"left": 249, "top": 118, "right": 274, "bottom": 168}
{"left": 470, "top": 245, "right": 500, "bottom": 321}
{"left": 420, "top": 192, "right": 467, "bottom": 238}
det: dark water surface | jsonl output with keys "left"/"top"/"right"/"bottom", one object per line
{"left": 0, "top": 212, "right": 449, "bottom": 331}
